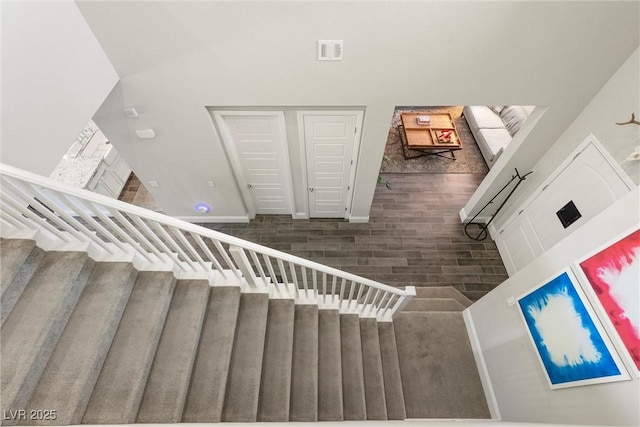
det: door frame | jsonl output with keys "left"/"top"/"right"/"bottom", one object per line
{"left": 492, "top": 133, "right": 635, "bottom": 275}
{"left": 492, "top": 133, "right": 635, "bottom": 238}
{"left": 296, "top": 110, "right": 364, "bottom": 219}
{"left": 212, "top": 110, "right": 295, "bottom": 219}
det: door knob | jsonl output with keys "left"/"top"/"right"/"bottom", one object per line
{"left": 308, "top": 187, "right": 314, "bottom": 192}
{"left": 247, "top": 184, "right": 253, "bottom": 189}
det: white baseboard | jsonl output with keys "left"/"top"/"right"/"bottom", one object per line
{"left": 293, "top": 212, "right": 309, "bottom": 220}
{"left": 174, "top": 215, "right": 250, "bottom": 223}
{"left": 458, "top": 207, "right": 468, "bottom": 222}
{"left": 473, "top": 215, "right": 493, "bottom": 224}
{"left": 487, "top": 222, "right": 499, "bottom": 240}
{"left": 459, "top": 208, "right": 493, "bottom": 226}
{"left": 348, "top": 215, "right": 369, "bottom": 223}
{"left": 463, "top": 309, "right": 501, "bottom": 420}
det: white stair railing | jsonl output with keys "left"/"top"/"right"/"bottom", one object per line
{"left": 0, "top": 163, "right": 414, "bottom": 321}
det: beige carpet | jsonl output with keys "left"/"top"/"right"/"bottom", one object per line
{"left": 381, "top": 106, "right": 489, "bottom": 174}
{"left": 394, "top": 311, "right": 491, "bottom": 419}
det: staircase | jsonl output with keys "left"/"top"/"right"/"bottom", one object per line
{"left": 0, "top": 163, "right": 490, "bottom": 424}
{"left": 0, "top": 239, "right": 490, "bottom": 424}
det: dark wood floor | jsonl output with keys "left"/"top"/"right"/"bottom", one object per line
{"left": 201, "top": 173, "right": 507, "bottom": 301}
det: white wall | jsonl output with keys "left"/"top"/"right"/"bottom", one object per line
{"left": 477, "top": 48, "right": 640, "bottom": 232}
{"left": 467, "top": 187, "right": 640, "bottom": 426}
{"left": 0, "top": 0, "right": 118, "bottom": 176}
{"left": 73, "top": 0, "right": 638, "bottom": 218}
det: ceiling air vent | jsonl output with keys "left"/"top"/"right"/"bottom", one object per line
{"left": 318, "top": 40, "right": 343, "bottom": 61}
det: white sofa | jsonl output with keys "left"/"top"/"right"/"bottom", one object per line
{"left": 463, "top": 105, "right": 534, "bottom": 168}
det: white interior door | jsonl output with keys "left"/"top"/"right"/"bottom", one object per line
{"left": 497, "top": 141, "right": 632, "bottom": 274}
{"left": 303, "top": 114, "right": 358, "bottom": 218}
{"left": 218, "top": 113, "right": 293, "bottom": 216}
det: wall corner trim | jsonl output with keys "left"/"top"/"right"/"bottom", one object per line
{"left": 463, "top": 309, "right": 501, "bottom": 421}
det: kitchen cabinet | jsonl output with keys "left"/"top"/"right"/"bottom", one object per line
{"left": 86, "top": 146, "right": 131, "bottom": 198}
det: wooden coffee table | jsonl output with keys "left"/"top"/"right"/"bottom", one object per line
{"left": 399, "top": 112, "right": 462, "bottom": 160}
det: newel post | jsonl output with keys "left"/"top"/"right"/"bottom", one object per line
{"left": 390, "top": 286, "right": 416, "bottom": 319}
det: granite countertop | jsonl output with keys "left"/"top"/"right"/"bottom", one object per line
{"left": 49, "top": 124, "right": 113, "bottom": 189}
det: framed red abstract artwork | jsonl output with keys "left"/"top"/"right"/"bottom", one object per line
{"left": 577, "top": 228, "right": 640, "bottom": 374}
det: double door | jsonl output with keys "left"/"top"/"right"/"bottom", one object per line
{"left": 214, "top": 111, "right": 361, "bottom": 219}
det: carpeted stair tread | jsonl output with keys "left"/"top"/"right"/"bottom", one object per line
{"left": 136, "top": 280, "right": 210, "bottom": 423}
{"left": 0, "top": 239, "right": 36, "bottom": 291}
{"left": 394, "top": 311, "right": 490, "bottom": 419}
{"left": 340, "top": 314, "right": 367, "bottom": 420}
{"left": 403, "top": 297, "right": 465, "bottom": 312}
{"left": 222, "top": 293, "right": 270, "bottom": 422}
{"left": 414, "top": 286, "right": 473, "bottom": 307}
{"left": 1, "top": 242, "right": 44, "bottom": 325}
{"left": 377, "top": 322, "right": 406, "bottom": 420}
{"left": 289, "top": 305, "right": 319, "bottom": 422}
{"left": 0, "top": 251, "right": 93, "bottom": 416}
{"left": 82, "top": 271, "right": 176, "bottom": 424}
{"left": 23, "top": 262, "right": 138, "bottom": 425}
{"left": 359, "top": 318, "right": 388, "bottom": 420}
{"left": 317, "top": 309, "right": 343, "bottom": 421}
{"left": 258, "top": 299, "right": 295, "bottom": 422}
{"left": 182, "top": 287, "right": 241, "bottom": 423}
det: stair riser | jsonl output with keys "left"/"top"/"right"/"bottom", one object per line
{"left": 378, "top": 322, "right": 407, "bottom": 420}
{"left": 340, "top": 314, "right": 367, "bottom": 421}
{"left": 81, "top": 272, "right": 176, "bottom": 424}
{"left": 1, "top": 247, "right": 44, "bottom": 325}
{"left": 181, "top": 287, "right": 241, "bottom": 423}
{"left": 360, "top": 318, "right": 388, "bottom": 420}
{"left": 0, "top": 253, "right": 95, "bottom": 423}
{"left": 0, "top": 239, "right": 36, "bottom": 292}
{"left": 222, "top": 293, "right": 270, "bottom": 422}
{"left": 289, "top": 305, "right": 319, "bottom": 422}
{"left": 136, "top": 281, "right": 210, "bottom": 423}
{"left": 23, "top": 263, "right": 139, "bottom": 426}
{"left": 317, "top": 310, "right": 343, "bottom": 421}
{"left": 257, "top": 299, "right": 295, "bottom": 422}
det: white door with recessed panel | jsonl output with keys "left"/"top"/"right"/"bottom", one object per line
{"left": 496, "top": 138, "right": 633, "bottom": 275}
{"left": 303, "top": 114, "right": 358, "bottom": 218}
{"left": 215, "top": 112, "right": 293, "bottom": 216}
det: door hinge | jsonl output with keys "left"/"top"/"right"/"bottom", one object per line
{"left": 354, "top": 127, "right": 357, "bottom": 134}
{"left": 347, "top": 186, "right": 350, "bottom": 191}
{"left": 542, "top": 184, "right": 549, "bottom": 191}
{"left": 350, "top": 160, "right": 353, "bottom": 165}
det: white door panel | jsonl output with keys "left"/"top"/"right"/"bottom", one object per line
{"left": 304, "top": 114, "right": 357, "bottom": 218}
{"left": 497, "top": 141, "right": 631, "bottom": 274}
{"left": 315, "top": 162, "right": 344, "bottom": 174}
{"left": 526, "top": 144, "right": 628, "bottom": 251}
{"left": 220, "top": 113, "right": 292, "bottom": 215}
{"left": 315, "top": 144, "right": 346, "bottom": 157}
{"left": 313, "top": 122, "right": 347, "bottom": 137}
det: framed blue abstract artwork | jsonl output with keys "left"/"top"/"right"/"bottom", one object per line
{"left": 517, "top": 269, "right": 630, "bottom": 389}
